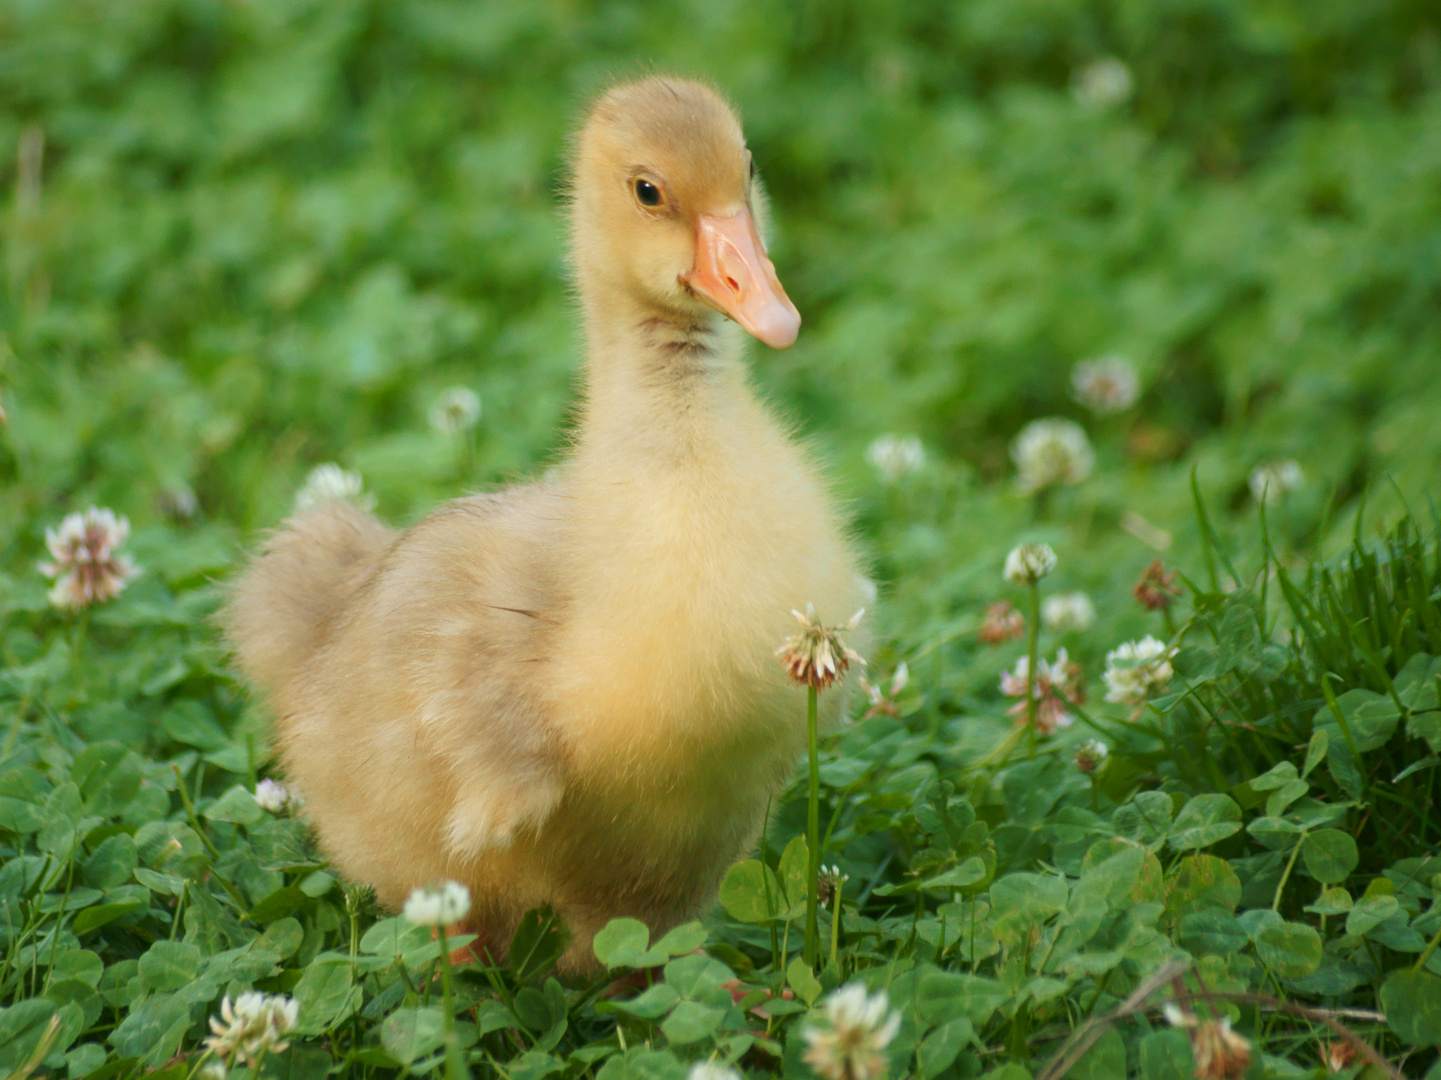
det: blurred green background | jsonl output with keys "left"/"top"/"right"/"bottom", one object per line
{"left": 2, "top": 0, "right": 1440, "bottom": 656}
{"left": 4, "top": 4, "right": 1441, "bottom": 1071}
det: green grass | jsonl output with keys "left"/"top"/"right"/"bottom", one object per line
{"left": 3, "top": 0, "right": 1441, "bottom": 1077}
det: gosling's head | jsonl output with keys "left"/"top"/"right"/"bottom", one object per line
{"left": 570, "top": 76, "right": 800, "bottom": 349}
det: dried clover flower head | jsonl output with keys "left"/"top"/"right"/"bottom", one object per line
{"left": 429, "top": 386, "right": 482, "bottom": 434}
{"left": 1103, "top": 636, "right": 1176, "bottom": 707}
{"left": 1004, "top": 543, "right": 1057, "bottom": 585}
{"left": 294, "top": 463, "right": 375, "bottom": 513}
{"left": 1071, "top": 355, "right": 1139, "bottom": 414}
{"left": 802, "top": 983, "right": 901, "bottom": 1080}
{"left": 865, "top": 435, "right": 924, "bottom": 482}
{"left": 1011, "top": 419, "right": 1094, "bottom": 494}
{"left": 817, "top": 865, "right": 849, "bottom": 908}
{"left": 403, "top": 880, "right": 472, "bottom": 927}
{"left": 1249, "top": 459, "right": 1304, "bottom": 505}
{"left": 1000, "top": 649, "right": 1085, "bottom": 735}
{"left": 1320, "top": 1041, "right": 1357, "bottom": 1073}
{"left": 1074, "top": 740, "right": 1109, "bottom": 775}
{"left": 777, "top": 604, "right": 866, "bottom": 691}
{"left": 1133, "top": 559, "right": 1183, "bottom": 611}
{"left": 979, "top": 601, "right": 1025, "bottom": 644}
{"left": 1042, "top": 591, "right": 1095, "bottom": 633}
{"left": 1191, "top": 1018, "right": 1253, "bottom": 1080}
{"left": 39, "top": 507, "right": 139, "bottom": 610}
{"left": 205, "top": 992, "right": 298, "bottom": 1066}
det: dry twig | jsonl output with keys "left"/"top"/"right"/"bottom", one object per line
{"left": 1036, "top": 962, "right": 1189, "bottom": 1080}
{"left": 1036, "top": 964, "right": 1407, "bottom": 1080}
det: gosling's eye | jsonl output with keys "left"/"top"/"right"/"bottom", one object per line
{"left": 634, "top": 179, "right": 662, "bottom": 207}
{"left": 748, "top": 156, "right": 756, "bottom": 181}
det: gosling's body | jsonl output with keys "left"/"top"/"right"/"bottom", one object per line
{"left": 225, "top": 78, "right": 865, "bottom": 972}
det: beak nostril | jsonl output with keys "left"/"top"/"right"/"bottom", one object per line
{"left": 689, "top": 211, "right": 799, "bottom": 347}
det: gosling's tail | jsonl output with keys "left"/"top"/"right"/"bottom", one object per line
{"left": 223, "top": 501, "right": 394, "bottom": 700}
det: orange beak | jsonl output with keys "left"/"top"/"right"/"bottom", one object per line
{"left": 683, "top": 210, "right": 801, "bottom": 349}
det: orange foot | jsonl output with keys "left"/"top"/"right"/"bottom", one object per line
{"left": 431, "top": 923, "right": 492, "bottom": 967}
{"left": 600, "top": 966, "right": 665, "bottom": 998}
{"left": 722, "top": 978, "right": 793, "bottom": 1017}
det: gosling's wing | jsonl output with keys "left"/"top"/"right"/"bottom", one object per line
{"left": 359, "top": 486, "right": 569, "bottom": 860}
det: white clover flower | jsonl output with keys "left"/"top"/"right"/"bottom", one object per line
{"left": 1011, "top": 419, "right": 1094, "bottom": 494}
{"left": 39, "top": 507, "right": 139, "bottom": 610}
{"left": 803, "top": 983, "right": 901, "bottom": 1080}
{"left": 865, "top": 435, "right": 925, "bottom": 483}
{"left": 1004, "top": 542, "right": 1057, "bottom": 585}
{"left": 1042, "top": 591, "right": 1096, "bottom": 633}
{"left": 403, "top": 880, "right": 472, "bottom": 927}
{"left": 688, "top": 1063, "right": 742, "bottom": 1080}
{"left": 199, "top": 1061, "right": 228, "bottom": 1080}
{"left": 205, "top": 992, "right": 298, "bottom": 1066}
{"left": 254, "top": 779, "right": 296, "bottom": 814}
{"left": 429, "top": 386, "right": 482, "bottom": 435}
{"left": 1071, "top": 356, "right": 1140, "bottom": 414}
{"left": 1103, "top": 636, "right": 1176, "bottom": 707}
{"left": 1249, "top": 460, "right": 1304, "bottom": 505}
{"left": 294, "top": 463, "right": 374, "bottom": 513}
{"left": 1072, "top": 57, "right": 1133, "bottom": 109}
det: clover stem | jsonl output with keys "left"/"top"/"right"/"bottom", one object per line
{"left": 180, "top": 1048, "right": 216, "bottom": 1080}
{"left": 1025, "top": 581, "right": 1040, "bottom": 759}
{"left": 804, "top": 685, "right": 821, "bottom": 967}
{"left": 1271, "top": 836, "right": 1304, "bottom": 911}
{"left": 439, "top": 931, "right": 466, "bottom": 1080}
{"left": 829, "top": 896, "right": 842, "bottom": 970}
{"left": 71, "top": 609, "right": 89, "bottom": 667}
{"left": 1414, "top": 919, "right": 1441, "bottom": 974}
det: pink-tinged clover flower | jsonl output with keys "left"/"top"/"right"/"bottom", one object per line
{"left": 1000, "top": 649, "right": 1085, "bottom": 735}
{"left": 979, "top": 601, "right": 1025, "bottom": 644}
{"left": 39, "top": 507, "right": 138, "bottom": 610}
{"left": 861, "top": 662, "right": 908, "bottom": 718}
{"left": 1071, "top": 355, "right": 1139, "bottom": 413}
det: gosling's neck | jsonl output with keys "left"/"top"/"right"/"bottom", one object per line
{"left": 573, "top": 282, "right": 754, "bottom": 466}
